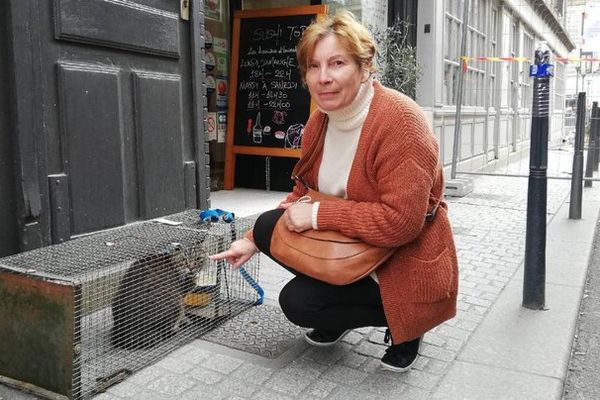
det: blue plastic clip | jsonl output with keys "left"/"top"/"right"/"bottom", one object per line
{"left": 199, "top": 208, "right": 235, "bottom": 223}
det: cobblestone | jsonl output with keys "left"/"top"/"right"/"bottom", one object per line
{"left": 131, "top": 390, "right": 172, "bottom": 400}
{"left": 480, "top": 291, "right": 499, "bottom": 301}
{"left": 328, "top": 387, "right": 388, "bottom": 400}
{"left": 92, "top": 393, "right": 122, "bottom": 400}
{"left": 144, "top": 373, "right": 196, "bottom": 396}
{"left": 302, "top": 379, "right": 338, "bottom": 398}
{"left": 252, "top": 390, "right": 296, "bottom": 400}
{"left": 454, "top": 318, "right": 478, "bottom": 331}
{"left": 126, "top": 366, "right": 167, "bottom": 386}
{"left": 421, "top": 344, "right": 457, "bottom": 362}
{"left": 412, "top": 355, "right": 430, "bottom": 371}
{"left": 186, "top": 367, "right": 225, "bottom": 384}
{"left": 354, "top": 340, "right": 386, "bottom": 358}
{"left": 229, "top": 363, "right": 273, "bottom": 385}
{"left": 436, "top": 325, "right": 471, "bottom": 341}
{"left": 404, "top": 369, "right": 443, "bottom": 390}
{"left": 153, "top": 356, "right": 195, "bottom": 374}
{"left": 477, "top": 283, "right": 503, "bottom": 295}
{"left": 459, "top": 279, "right": 477, "bottom": 288}
{"left": 321, "top": 364, "right": 369, "bottom": 385}
{"left": 179, "top": 383, "right": 231, "bottom": 400}
{"left": 402, "top": 385, "right": 434, "bottom": 399}
{"left": 444, "top": 337, "right": 466, "bottom": 352}
{"left": 423, "top": 359, "right": 451, "bottom": 375}
{"left": 367, "top": 329, "right": 386, "bottom": 344}
{"left": 219, "top": 377, "right": 260, "bottom": 397}
{"left": 283, "top": 357, "right": 329, "bottom": 377}
{"left": 341, "top": 331, "right": 363, "bottom": 345}
{"left": 303, "top": 343, "right": 351, "bottom": 365}
{"left": 105, "top": 381, "right": 141, "bottom": 398}
{"left": 424, "top": 331, "right": 446, "bottom": 347}
{"left": 358, "top": 371, "right": 408, "bottom": 397}
{"left": 339, "top": 351, "right": 369, "bottom": 369}
{"left": 264, "top": 371, "right": 317, "bottom": 396}
{"left": 458, "top": 286, "right": 483, "bottom": 297}
{"left": 168, "top": 345, "right": 212, "bottom": 365}
{"left": 199, "top": 353, "right": 244, "bottom": 374}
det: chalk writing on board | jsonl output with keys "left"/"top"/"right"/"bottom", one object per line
{"left": 233, "top": 14, "right": 314, "bottom": 148}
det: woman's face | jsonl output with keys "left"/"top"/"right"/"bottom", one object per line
{"left": 305, "top": 34, "right": 367, "bottom": 112}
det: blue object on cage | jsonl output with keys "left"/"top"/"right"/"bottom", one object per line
{"left": 200, "top": 208, "right": 264, "bottom": 305}
{"left": 199, "top": 208, "right": 235, "bottom": 223}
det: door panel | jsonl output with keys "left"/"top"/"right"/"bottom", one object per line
{"left": 0, "top": 0, "right": 19, "bottom": 256}
{"left": 58, "top": 62, "right": 126, "bottom": 233}
{"left": 54, "top": 0, "right": 181, "bottom": 58}
{"left": 29, "top": 0, "right": 204, "bottom": 239}
{"left": 133, "top": 71, "right": 185, "bottom": 218}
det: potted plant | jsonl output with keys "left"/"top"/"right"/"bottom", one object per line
{"left": 370, "top": 18, "right": 422, "bottom": 99}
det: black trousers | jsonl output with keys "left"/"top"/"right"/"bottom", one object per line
{"left": 253, "top": 209, "right": 388, "bottom": 331}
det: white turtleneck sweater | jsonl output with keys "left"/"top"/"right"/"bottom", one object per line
{"left": 312, "top": 78, "right": 375, "bottom": 229}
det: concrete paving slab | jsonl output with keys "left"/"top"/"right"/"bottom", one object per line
{"left": 455, "top": 275, "right": 581, "bottom": 379}
{"left": 432, "top": 360, "right": 563, "bottom": 400}
{"left": 512, "top": 236, "right": 594, "bottom": 288}
{"left": 511, "top": 185, "right": 599, "bottom": 289}
{"left": 550, "top": 191, "right": 600, "bottom": 243}
{"left": 544, "top": 239, "right": 593, "bottom": 287}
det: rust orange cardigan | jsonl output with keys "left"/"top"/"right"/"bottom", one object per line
{"left": 268, "top": 81, "right": 459, "bottom": 344}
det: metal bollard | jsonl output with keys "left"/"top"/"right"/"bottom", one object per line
{"left": 569, "top": 92, "right": 586, "bottom": 218}
{"left": 593, "top": 102, "right": 600, "bottom": 172}
{"left": 584, "top": 103, "right": 597, "bottom": 188}
{"left": 523, "top": 48, "right": 552, "bottom": 310}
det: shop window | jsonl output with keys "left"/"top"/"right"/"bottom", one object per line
{"left": 205, "top": 1, "right": 232, "bottom": 190}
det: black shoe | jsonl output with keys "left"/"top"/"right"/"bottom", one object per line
{"left": 380, "top": 329, "right": 422, "bottom": 372}
{"left": 304, "top": 328, "right": 351, "bottom": 347}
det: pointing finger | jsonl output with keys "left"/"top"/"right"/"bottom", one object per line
{"left": 209, "top": 250, "right": 232, "bottom": 260}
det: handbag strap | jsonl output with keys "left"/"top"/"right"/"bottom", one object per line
{"left": 290, "top": 114, "right": 442, "bottom": 222}
{"left": 426, "top": 166, "right": 446, "bottom": 222}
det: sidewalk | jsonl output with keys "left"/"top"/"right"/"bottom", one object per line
{"left": 1, "top": 172, "right": 598, "bottom": 400}
{"left": 88, "top": 173, "right": 598, "bottom": 400}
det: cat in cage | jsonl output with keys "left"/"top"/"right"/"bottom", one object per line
{"left": 111, "top": 242, "right": 204, "bottom": 349}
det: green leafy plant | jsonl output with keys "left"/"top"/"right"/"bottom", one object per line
{"left": 370, "top": 18, "right": 422, "bottom": 99}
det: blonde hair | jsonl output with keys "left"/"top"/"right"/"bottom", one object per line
{"left": 296, "top": 10, "right": 377, "bottom": 80}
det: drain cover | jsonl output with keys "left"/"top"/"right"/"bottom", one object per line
{"left": 202, "top": 305, "right": 306, "bottom": 358}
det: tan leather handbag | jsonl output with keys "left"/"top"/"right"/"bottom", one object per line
{"left": 270, "top": 188, "right": 396, "bottom": 285}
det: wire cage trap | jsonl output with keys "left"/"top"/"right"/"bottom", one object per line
{"left": 0, "top": 211, "right": 259, "bottom": 399}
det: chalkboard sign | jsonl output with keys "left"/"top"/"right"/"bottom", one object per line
{"left": 224, "top": 5, "right": 327, "bottom": 189}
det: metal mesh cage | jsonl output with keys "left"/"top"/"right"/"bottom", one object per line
{"left": 0, "top": 210, "right": 259, "bottom": 399}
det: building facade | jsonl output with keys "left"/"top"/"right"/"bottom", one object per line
{"left": 564, "top": 0, "right": 600, "bottom": 112}
{"left": 416, "top": 0, "right": 573, "bottom": 173}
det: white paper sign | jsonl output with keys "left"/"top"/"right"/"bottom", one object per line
{"left": 217, "top": 111, "right": 227, "bottom": 143}
{"left": 206, "top": 112, "right": 217, "bottom": 141}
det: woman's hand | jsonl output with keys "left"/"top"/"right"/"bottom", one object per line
{"left": 209, "top": 238, "right": 258, "bottom": 269}
{"left": 282, "top": 202, "right": 313, "bottom": 232}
